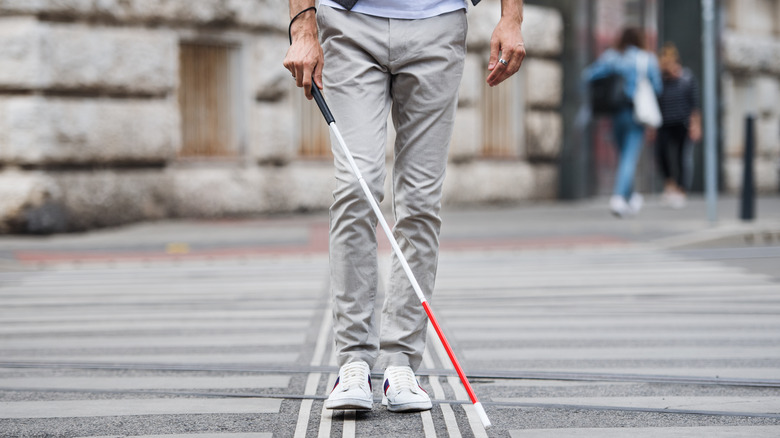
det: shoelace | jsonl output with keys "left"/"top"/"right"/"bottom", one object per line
{"left": 340, "top": 362, "right": 369, "bottom": 389}
{"left": 386, "top": 367, "right": 418, "bottom": 392}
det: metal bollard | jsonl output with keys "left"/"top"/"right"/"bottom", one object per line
{"left": 740, "top": 115, "right": 755, "bottom": 221}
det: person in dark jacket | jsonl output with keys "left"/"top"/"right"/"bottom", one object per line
{"left": 655, "top": 42, "right": 701, "bottom": 208}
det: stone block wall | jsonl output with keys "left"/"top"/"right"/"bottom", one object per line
{"left": 721, "top": 0, "right": 780, "bottom": 193}
{"left": 445, "top": 2, "right": 563, "bottom": 205}
{"left": 0, "top": 0, "right": 563, "bottom": 233}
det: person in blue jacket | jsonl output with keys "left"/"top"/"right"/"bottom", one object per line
{"left": 584, "top": 27, "right": 662, "bottom": 217}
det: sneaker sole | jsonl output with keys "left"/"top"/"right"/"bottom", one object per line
{"left": 324, "top": 398, "right": 373, "bottom": 410}
{"left": 386, "top": 401, "right": 433, "bottom": 412}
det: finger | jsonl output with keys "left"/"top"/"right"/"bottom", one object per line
{"left": 510, "top": 46, "right": 526, "bottom": 70}
{"left": 295, "top": 63, "right": 305, "bottom": 88}
{"left": 302, "top": 73, "right": 313, "bottom": 100}
{"left": 283, "top": 56, "right": 296, "bottom": 79}
{"left": 487, "top": 58, "right": 508, "bottom": 86}
{"left": 302, "top": 61, "right": 317, "bottom": 100}
{"left": 487, "top": 37, "right": 500, "bottom": 71}
{"left": 313, "top": 61, "right": 324, "bottom": 91}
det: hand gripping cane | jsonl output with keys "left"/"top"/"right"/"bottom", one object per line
{"left": 309, "top": 85, "right": 492, "bottom": 429}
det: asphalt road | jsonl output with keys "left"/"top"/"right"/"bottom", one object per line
{"left": 1, "top": 196, "right": 779, "bottom": 437}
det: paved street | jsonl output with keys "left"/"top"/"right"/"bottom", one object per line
{"left": 1, "top": 196, "right": 779, "bottom": 437}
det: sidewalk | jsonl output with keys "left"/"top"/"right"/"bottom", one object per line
{"left": 1, "top": 195, "right": 778, "bottom": 266}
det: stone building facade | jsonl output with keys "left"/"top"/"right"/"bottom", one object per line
{"left": 721, "top": 0, "right": 780, "bottom": 194}
{"left": 0, "top": 0, "right": 563, "bottom": 233}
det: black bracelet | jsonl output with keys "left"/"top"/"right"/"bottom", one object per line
{"left": 288, "top": 6, "right": 317, "bottom": 44}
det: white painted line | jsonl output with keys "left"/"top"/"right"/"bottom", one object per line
{"left": 294, "top": 308, "right": 333, "bottom": 438}
{"left": 0, "top": 309, "right": 314, "bottom": 323}
{"left": 424, "top": 334, "right": 462, "bottom": 438}
{"left": 0, "top": 376, "right": 290, "bottom": 391}
{"left": 509, "top": 426, "right": 780, "bottom": 438}
{"left": 343, "top": 410, "right": 356, "bottom": 438}
{"left": 0, "top": 398, "right": 281, "bottom": 419}
{"left": 0, "top": 319, "right": 305, "bottom": 335}
{"left": 440, "top": 404, "right": 462, "bottom": 438}
{"left": 1, "top": 353, "right": 299, "bottom": 365}
{"left": 76, "top": 434, "right": 273, "bottom": 438}
{"left": 0, "top": 333, "right": 305, "bottom": 349}
{"left": 421, "top": 410, "right": 437, "bottom": 438}
{"left": 494, "top": 396, "right": 780, "bottom": 415}
{"left": 452, "top": 329, "right": 780, "bottom": 342}
{"left": 444, "top": 314, "right": 780, "bottom": 327}
{"left": 464, "top": 346, "right": 780, "bottom": 361}
{"left": 293, "top": 399, "right": 314, "bottom": 438}
{"left": 448, "top": 376, "right": 488, "bottom": 438}
{"left": 428, "top": 323, "right": 488, "bottom": 438}
{"left": 317, "top": 373, "right": 338, "bottom": 438}
{"left": 479, "top": 367, "right": 780, "bottom": 382}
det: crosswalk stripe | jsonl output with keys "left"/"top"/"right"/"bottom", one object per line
{"left": 0, "top": 376, "right": 290, "bottom": 390}
{"left": 294, "top": 306, "right": 333, "bottom": 438}
{"left": 1, "top": 353, "right": 299, "bottom": 364}
{"left": 464, "top": 346, "right": 780, "bottom": 361}
{"left": 452, "top": 329, "right": 780, "bottom": 341}
{"left": 423, "top": 348, "right": 462, "bottom": 438}
{"left": 509, "top": 426, "right": 780, "bottom": 438}
{"left": 0, "top": 319, "right": 305, "bottom": 335}
{"left": 495, "top": 396, "right": 780, "bottom": 415}
{"left": 0, "top": 333, "right": 305, "bottom": 349}
{"left": 0, "top": 309, "right": 315, "bottom": 323}
{"left": 0, "top": 398, "right": 281, "bottom": 419}
{"left": 75, "top": 434, "right": 273, "bottom": 438}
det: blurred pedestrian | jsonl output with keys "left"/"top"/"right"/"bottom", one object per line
{"left": 583, "top": 27, "right": 662, "bottom": 217}
{"left": 656, "top": 42, "right": 701, "bottom": 209}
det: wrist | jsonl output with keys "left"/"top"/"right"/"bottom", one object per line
{"left": 500, "top": 0, "right": 523, "bottom": 23}
{"left": 290, "top": 20, "right": 317, "bottom": 42}
{"left": 288, "top": 6, "right": 317, "bottom": 44}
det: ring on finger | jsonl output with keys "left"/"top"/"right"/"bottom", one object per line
{"left": 499, "top": 58, "right": 509, "bottom": 66}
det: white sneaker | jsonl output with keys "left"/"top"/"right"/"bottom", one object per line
{"left": 324, "top": 361, "right": 373, "bottom": 410}
{"left": 609, "top": 195, "right": 631, "bottom": 218}
{"left": 381, "top": 366, "right": 432, "bottom": 412}
{"left": 663, "top": 192, "right": 686, "bottom": 209}
{"left": 628, "top": 192, "right": 644, "bottom": 214}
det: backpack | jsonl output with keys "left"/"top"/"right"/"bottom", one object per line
{"left": 590, "top": 73, "right": 630, "bottom": 115}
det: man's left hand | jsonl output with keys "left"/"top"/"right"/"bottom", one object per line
{"left": 486, "top": 15, "right": 525, "bottom": 87}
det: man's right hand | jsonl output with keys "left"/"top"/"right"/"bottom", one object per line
{"left": 283, "top": 6, "right": 323, "bottom": 100}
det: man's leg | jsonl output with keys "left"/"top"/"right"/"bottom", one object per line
{"left": 378, "top": 10, "right": 468, "bottom": 372}
{"left": 319, "top": 6, "right": 393, "bottom": 369}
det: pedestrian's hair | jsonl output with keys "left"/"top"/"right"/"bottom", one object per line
{"left": 617, "top": 27, "right": 645, "bottom": 51}
{"left": 660, "top": 42, "right": 680, "bottom": 63}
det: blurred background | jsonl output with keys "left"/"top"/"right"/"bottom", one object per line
{"left": 0, "top": 0, "right": 778, "bottom": 234}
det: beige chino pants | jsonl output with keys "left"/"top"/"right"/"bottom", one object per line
{"left": 317, "top": 6, "right": 467, "bottom": 371}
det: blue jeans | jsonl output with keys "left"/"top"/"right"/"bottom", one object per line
{"left": 611, "top": 109, "right": 646, "bottom": 199}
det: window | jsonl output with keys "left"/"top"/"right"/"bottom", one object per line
{"left": 481, "top": 73, "right": 522, "bottom": 157}
{"left": 296, "top": 88, "right": 332, "bottom": 158}
{"left": 178, "top": 42, "right": 238, "bottom": 157}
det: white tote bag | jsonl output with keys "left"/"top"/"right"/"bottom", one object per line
{"left": 633, "top": 51, "right": 662, "bottom": 128}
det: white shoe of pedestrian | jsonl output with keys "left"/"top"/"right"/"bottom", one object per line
{"left": 381, "top": 366, "right": 432, "bottom": 412}
{"left": 628, "top": 192, "right": 644, "bottom": 214}
{"left": 324, "top": 361, "right": 373, "bottom": 410}
{"left": 667, "top": 192, "right": 686, "bottom": 209}
{"left": 609, "top": 195, "right": 631, "bottom": 218}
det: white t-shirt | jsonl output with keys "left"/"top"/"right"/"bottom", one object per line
{"left": 319, "top": 0, "right": 467, "bottom": 20}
